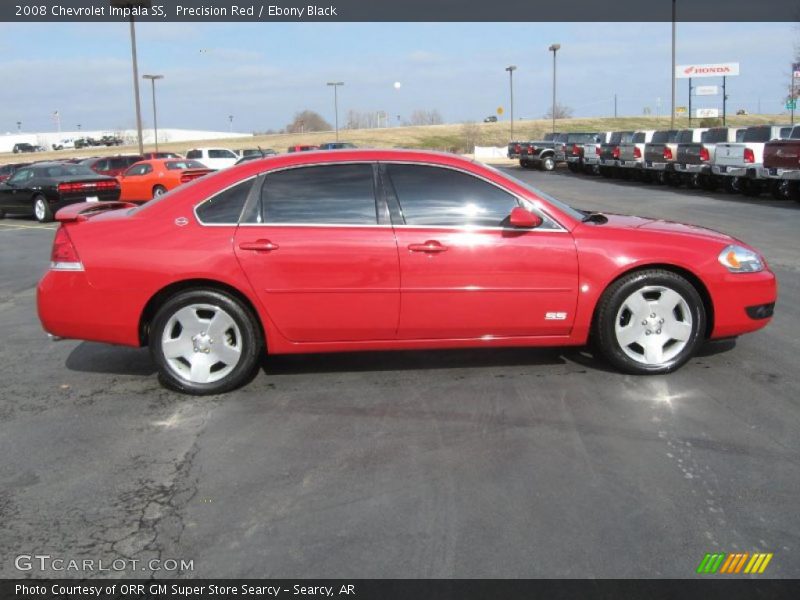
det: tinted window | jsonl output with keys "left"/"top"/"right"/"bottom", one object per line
{"left": 209, "top": 149, "right": 236, "bottom": 159}
{"left": 387, "top": 164, "right": 518, "bottom": 228}
{"left": 651, "top": 130, "right": 678, "bottom": 143}
{"left": 609, "top": 132, "right": 623, "bottom": 144}
{"left": 632, "top": 132, "right": 646, "bottom": 143}
{"left": 7, "top": 168, "right": 33, "bottom": 184}
{"left": 702, "top": 129, "right": 727, "bottom": 143}
{"left": 196, "top": 179, "right": 254, "bottom": 224}
{"left": 125, "top": 164, "right": 152, "bottom": 176}
{"left": 566, "top": 133, "right": 597, "bottom": 143}
{"left": 186, "top": 150, "right": 201, "bottom": 159}
{"left": 676, "top": 130, "right": 695, "bottom": 143}
{"left": 619, "top": 131, "right": 635, "bottom": 143}
{"left": 791, "top": 127, "right": 800, "bottom": 140}
{"left": 261, "top": 164, "right": 377, "bottom": 225}
{"left": 779, "top": 127, "right": 792, "bottom": 139}
{"left": 735, "top": 129, "right": 746, "bottom": 142}
{"left": 37, "top": 165, "right": 96, "bottom": 178}
{"left": 743, "top": 127, "right": 771, "bottom": 143}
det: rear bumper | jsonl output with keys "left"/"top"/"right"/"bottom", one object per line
{"left": 619, "top": 160, "right": 643, "bottom": 169}
{"left": 674, "top": 163, "right": 711, "bottom": 174}
{"left": 37, "top": 269, "right": 141, "bottom": 347}
{"left": 758, "top": 167, "right": 800, "bottom": 180}
{"left": 583, "top": 157, "right": 600, "bottom": 166}
{"left": 566, "top": 156, "right": 582, "bottom": 163}
{"left": 709, "top": 269, "right": 777, "bottom": 339}
{"left": 599, "top": 158, "right": 618, "bottom": 167}
{"left": 644, "top": 161, "right": 672, "bottom": 171}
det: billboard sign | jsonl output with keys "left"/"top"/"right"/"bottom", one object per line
{"left": 696, "top": 108, "right": 720, "bottom": 118}
{"left": 676, "top": 63, "right": 740, "bottom": 78}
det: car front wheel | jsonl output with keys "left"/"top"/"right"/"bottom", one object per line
{"left": 150, "top": 289, "right": 263, "bottom": 395}
{"left": 593, "top": 270, "right": 706, "bottom": 374}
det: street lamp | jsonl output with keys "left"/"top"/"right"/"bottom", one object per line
{"left": 16, "top": 121, "right": 21, "bottom": 133}
{"left": 142, "top": 74, "right": 164, "bottom": 151}
{"left": 505, "top": 65, "right": 517, "bottom": 141}
{"left": 671, "top": 0, "right": 676, "bottom": 128}
{"left": 327, "top": 81, "right": 344, "bottom": 141}
{"left": 548, "top": 43, "right": 561, "bottom": 133}
{"left": 228, "top": 115, "right": 234, "bottom": 132}
{"left": 111, "top": 0, "right": 151, "bottom": 155}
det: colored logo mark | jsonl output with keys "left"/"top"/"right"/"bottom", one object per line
{"left": 696, "top": 552, "right": 773, "bottom": 574}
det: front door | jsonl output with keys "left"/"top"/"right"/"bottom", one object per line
{"left": 383, "top": 163, "right": 579, "bottom": 339}
{"left": 234, "top": 162, "right": 400, "bottom": 343}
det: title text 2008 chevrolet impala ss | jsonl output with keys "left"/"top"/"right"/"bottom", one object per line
{"left": 37, "top": 150, "right": 777, "bottom": 395}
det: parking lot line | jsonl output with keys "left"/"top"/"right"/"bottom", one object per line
{"left": 0, "top": 222, "right": 57, "bottom": 231}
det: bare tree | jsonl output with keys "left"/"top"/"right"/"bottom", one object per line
{"left": 409, "top": 109, "right": 444, "bottom": 126}
{"left": 286, "top": 110, "right": 331, "bottom": 133}
{"left": 543, "top": 103, "right": 574, "bottom": 119}
{"left": 461, "top": 121, "right": 481, "bottom": 153}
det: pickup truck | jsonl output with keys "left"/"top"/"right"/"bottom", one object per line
{"left": 663, "top": 128, "right": 709, "bottom": 186}
{"left": 598, "top": 131, "right": 635, "bottom": 177}
{"left": 642, "top": 130, "right": 679, "bottom": 184}
{"left": 517, "top": 133, "right": 569, "bottom": 170}
{"left": 712, "top": 124, "right": 793, "bottom": 196}
{"left": 760, "top": 125, "right": 800, "bottom": 201}
{"left": 581, "top": 132, "right": 613, "bottom": 174}
{"left": 673, "top": 127, "right": 743, "bottom": 190}
{"left": 508, "top": 133, "right": 557, "bottom": 162}
{"left": 617, "top": 130, "right": 655, "bottom": 179}
{"left": 561, "top": 132, "right": 602, "bottom": 173}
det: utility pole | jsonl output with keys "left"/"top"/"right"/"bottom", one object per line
{"left": 670, "top": 0, "right": 676, "bottom": 128}
{"left": 327, "top": 81, "right": 344, "bottom": 141}
{"left": 548, "top": 44, "right": 561, "bottom": 134}
{"left": 614, "top": 94, "right": 618, "bottom": 118}
{"left": 722, "top": 76, "right": 727, "bottom": 126}
{"left": 142, "top": 74, "right": 164, "bottom": 151}
{"left": 505, "top": 65, "right": 517, "bottom": 141}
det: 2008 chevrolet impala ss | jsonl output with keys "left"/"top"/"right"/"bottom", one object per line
{"left": 37, "top": 150, "right": 777, "bottom": 395}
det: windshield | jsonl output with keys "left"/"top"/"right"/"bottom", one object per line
{"left": 36, "top": 164, "right": 97, "bottom": 178}
{"left": 481, "top": 162, "right": 584, "bottom": 222}
{"left": 166, "top": 160, "right": 207, "bottom": 170}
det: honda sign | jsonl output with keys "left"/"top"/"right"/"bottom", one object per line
{"left": 676, "top": 63, "right": 740, "bottom": 79}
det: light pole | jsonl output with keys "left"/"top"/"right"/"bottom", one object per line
{"left": 327, "top": 81, "right": 344, "bottom": 141}
{"left": 505, "top": 65, "right": 517, "bottom": 141}
{"left": 142, "top": 74, "right": 164, "bottom": 151}
{"left": 16, "top": 121, "right": 21, "bottom": 133}
{"left": 112, "top": 0, "right": 151, "bottom": 155}
{"left": 228, "top": 115, "right": 234, "bottom": 132}
{"left": 548, "top": 44, "right": 561, "bottom": 133}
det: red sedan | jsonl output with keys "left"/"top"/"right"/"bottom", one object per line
{"left": 37, "top": 150, "right": 777, "bottom": 395}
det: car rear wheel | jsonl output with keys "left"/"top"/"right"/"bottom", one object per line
{"left": 152, "top": 185, "right": 168, "bottom": 198}
{"left": 33, "top": 195, "right": 53, "bottom": 223}
{"left": 541, "top": 156, "right": 556, "bottom": 171}
{"left": 150, "top": 289, "right": 263, "bottom": 395}
{"left": 593, "top": 270, "right": 706, "bottom": 374}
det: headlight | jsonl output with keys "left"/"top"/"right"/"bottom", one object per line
{"left": 718, "top": 245, "right": 764, "bottom": 273}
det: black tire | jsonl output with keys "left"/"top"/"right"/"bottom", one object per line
{"left": 152, "top": 185, "right": 168, "bottom": 198}
{"left": 541, "top": 155, "right": 555, "bottom": 171}
{"left": 593, "top": 269, "right": 706, "bottom": 375}
{"left": 149, "top": 289, "right": 263, "bottom": 395}
{"left": 519, "top": 159, "right": 531, "bottom": 169}
{"left": 769, "top": 180, "right": 789, "bottom": 200}
{"left": 33, "top": 194, "right": 53, "bottom": 223}
{"left": 721, "top": 177, "right": 738, "bottom": 194}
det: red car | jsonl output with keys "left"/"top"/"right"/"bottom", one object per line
{"left": 37, "top": 150, "right": 776, "bottom": 395}
{"left": 119, "top": 158, "right": 212, "bottom": 202}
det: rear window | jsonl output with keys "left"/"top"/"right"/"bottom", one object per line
{"left": 209, "top": 149, "right": 236, "bottom": 159}
{"left": 735, "top": 129, "right": 746, "bottom": 142}
{"left": 609, "top": 132, "right": 623, "bottom": 144}
{"left": 186, "top": 150, "right": 201, "bottom": 159}
{"left": 702, "top": 129, "right": 728, "bottom": 143}
{"left": 195, "top": 179, "right": 254, "bottom": 224}
{"left": 651, "top": 130, "right": 678, "bottom": 143}
{"left": 566, "top": 133, "right": 597, "bottom": 143}
{"left": 166, "top": 160, "right": 207, "bottom": 170}
{"left": 676, "top": 130, "right": 695, "bottom": 143}
{"left": 632, "top": 132, "right": 646, "bottom": 143}
{"left": 37, "top": 165, "right": 96, "bottom": 178}
{"left": 619, "top": 131, "right": 634, "bottom": 143}
{"left": 742, "top": 127, "right": 771, "bottom": 143}
{"left": 779, "top": 127, "right": 792, "bottom": 139}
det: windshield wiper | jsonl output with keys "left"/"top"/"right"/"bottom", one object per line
{"left": 581, "top": 212, "right": 608, "bottom": 224}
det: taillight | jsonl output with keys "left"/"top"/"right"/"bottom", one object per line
{"left": 514, "top": 144, "right": 521, "bottom": 153}
{"left": 595, "top": 146, "right": 601, "bottom": 156}
{"left": 572, "top": 144, "right": 580, "bottom": 156}
{"left": 663, "top": 147, "right": 673, "bottom": 160}
{"left": 699, "top": 147, "right": 710, "bottom": 162}
{"left": 527, "top": 146, "right": 535, "bottom": 155}
{"left": 58, "top": 180, "right": 119, "bottom": 194}
{"left": 744, "top": 148, "right": 755, "bottom": 163}
{"left": 612, "top": 146, "right": 620, "bottom": 159}
{"left": 50, "top": 227, "right": 83, "bottom": 271}
{"left": 633, "top": 146, "right": 642, "bottom": 159}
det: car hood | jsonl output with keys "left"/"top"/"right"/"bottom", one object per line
{"left": 600, "top": 213, "right": 735, "bottom": 243}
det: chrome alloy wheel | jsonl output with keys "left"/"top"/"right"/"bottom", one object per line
{"left": 161, "top": 303, "right": 243, "bottom": 384}
{"left": 34, "top": 198, "right": 47, "bottom": 221}
{"left": 613, "top": 285, "right": 694, "bottom": 366}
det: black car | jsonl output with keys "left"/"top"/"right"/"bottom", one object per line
{"left": 0, "top": 162, "right": 120, "bottom": 222}
{"left": 12, "top": 143, "right": 36, "bottom": 154}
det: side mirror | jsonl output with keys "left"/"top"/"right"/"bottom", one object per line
{"left": 509, "top": 206, "right": 543, "bottom": 228}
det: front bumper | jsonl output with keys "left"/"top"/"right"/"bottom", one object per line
{"left": 709, "top": 269, "right": 777, "bottom": 339}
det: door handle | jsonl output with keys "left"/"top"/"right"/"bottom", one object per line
{"left": 239, "top": 239, "right": 279, "bottom": 252}
{"left": 408, "top": 240, "right": 448, "bottom": 253}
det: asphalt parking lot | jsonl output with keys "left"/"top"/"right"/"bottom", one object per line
{"left": 0, "top": 168, "right": 798, "bottom": 579}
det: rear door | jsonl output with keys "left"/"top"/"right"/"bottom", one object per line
{"left": 384, "top": 163, "right": 579, "bottom": 339}
{"left": 234, "top": 162, "right": 400, "bottom": 343}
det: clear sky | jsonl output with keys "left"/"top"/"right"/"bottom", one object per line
{"left": 0, "top": 21, "right": 795, "bottom": 134}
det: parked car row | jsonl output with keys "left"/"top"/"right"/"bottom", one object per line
{"left": 511, "top": 124, "right": 800, "bottom": 201}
